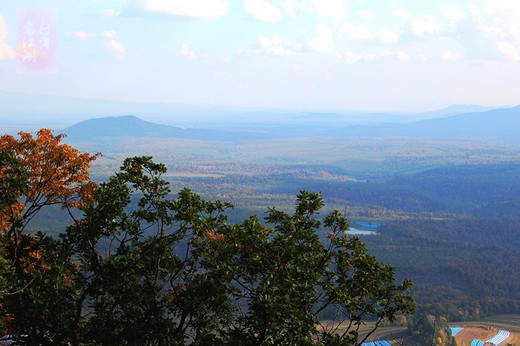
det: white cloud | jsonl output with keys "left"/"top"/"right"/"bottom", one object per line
{"left": 180, "top": 43, "right": 197, "bottom": 59}
{"left": 483, "top": 0, "right": 520, "bottom": 19}
{"left": 439, "top": 50, "right": 463, "bottom": 61}
{"left": 258, "top": 35, "right": 294, "bottom": 56}
{"left": 343, "top": 51, "right": 376, "bottom": 64}
{"left": 496, "top": 41, "right": 520, "bottom": 61}
{"left": 394, "top": 8, "right": 411, "bottom": 19}
{"left": 377, "top": 28, "right": 401, "bottom": 44}
{"left": 245, "top": 0, "right": 281, "bottom": 22}
{"left": 308, "top": 24, "right": 335, "bottom": 52}
{"left": 344, "top": 52, "right": 362, "bottom": 64}
{"left": 283, "top": 0, "right": 314, "bottom": 18}
{"left": 381, "top": 50, "right": 411, "bottom": 62}
{"left": 103, "top": 30, "right": 118, "bottom": 39}
{"left": 397, "top": 51, "right": 412, "bottom": 62}
{"left": 103, "top": 9, "right": 121, "bottom": 17}
{"left": 102, "top": 30, "right": 127, "bottom": 59}
{"left": 357, "top": 10, "right": 373, "bottom": 19}
{"left": 440, "top": 5, "right": 466, "bottom": 23}
{"left": 68, "top": 30, "right": 96, "bottom": 40}
{"left": 283, "top": 0, "right": 297, "bottom": 16}
{"left": 141, "top": 0, "right": 228, "bottom": 19}
{"left": 304, "top": 0, "right": 348, "bottom": 21}
{"left": 239, "top": 35, "right": 296, "bottom": 56}
{"left": 343, "top": 50, "right": 413, "bottom": 65}
{"left": 479, "top": 0, "right": 520, "bottom": 40}
{"left": 342, "top": 23, "right": 372, "bottom": 41}
{"left": 412, "top": 16, "right": 443, "bottom": 37}
{"left": 0, "top": 16, "right": 15, "bottom": 61}
{"left": 106, "top": 39, "right": 127, "bottom": 59}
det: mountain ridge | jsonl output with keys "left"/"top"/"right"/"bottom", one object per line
{"left": 336, "top": 105, "right": 520, "bottom": 142}
{"left": 60, "top": 105, "right": 520, "bottom": 144}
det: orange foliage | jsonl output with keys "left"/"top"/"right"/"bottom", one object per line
{"left": 0, "top": 129, "right": 99, "bottom": 232}
{"left": 62, "top": 269, "right": 76, "bottom": 287}
{"left": 205, "top": 230, "right": 225, "bottom": 241}
{"left": 0, "top": 204, "right": 24, "bottom": 232}
{"left": 19, "top": 250, "right": 51, "bottom": 273}
{"left": 0, "top": 233, "right": 52, "bottom": 275}
{"left": 15, "top": 234, "right": 52, "bottom": 274}
{"left": 205, "top": 231, "right": 218, "bottom": 240}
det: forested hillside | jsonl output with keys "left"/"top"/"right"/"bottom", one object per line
{"left": 364, "top": 217, "right": 520, "bottom": 321}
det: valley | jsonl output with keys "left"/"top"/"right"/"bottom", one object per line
{"left": 3, "top": 108, "right": 520, "bottom": 344}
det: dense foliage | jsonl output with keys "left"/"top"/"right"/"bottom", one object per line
{"left": 0, "top": 130, "right": 414, "bottom": 345}
{"left": 363, "top": 217, "right": 520, "bottom": 321}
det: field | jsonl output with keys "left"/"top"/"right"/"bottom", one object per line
{"left": 451, "top": 315, "right": 520, "bottom": 345}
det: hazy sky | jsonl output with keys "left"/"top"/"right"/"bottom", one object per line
{"left": 1, "top": 0, "right": 519, "bottom": 112}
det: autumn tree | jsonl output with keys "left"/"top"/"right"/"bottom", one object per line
{"left": 0, "top": 129, "right": 98, "bottom": 233}
{"left": 0, "top": 129, "right": 98, "bottom": 343}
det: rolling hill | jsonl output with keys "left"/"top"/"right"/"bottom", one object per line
{"left": 61, "top": 115, "right": 266, "bottom": 142}
{"left": 63, "top": 115, "right": 185, "bottom": 138}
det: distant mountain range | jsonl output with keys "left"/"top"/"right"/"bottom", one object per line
{"left": 0, "top": 91, "right": 508, "bottom": 131}
{"left": 1, "top": 91, "right": 518, "bottom": 143}
{"left": 60, "top": 106, "right": 520, "bottom": 144}
{"left": 417, "top": 104, "right": 498, "bottom": 118}
{"left": 335, "top": 105, "right": 520, "bottom": 142}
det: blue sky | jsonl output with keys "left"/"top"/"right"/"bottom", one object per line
{"left": 0, "top": 0, "right": 519, "bottom": 112}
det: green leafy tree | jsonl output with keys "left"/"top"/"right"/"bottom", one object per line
{"left": 192, "top": 190, "right": 414, "bottom": 345}
{"left": 63, "top": 156, "right": 192, "bottom": 345}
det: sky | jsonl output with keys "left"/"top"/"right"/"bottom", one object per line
{"left": 0, "top": 0, "right": 520, "bottom": 112}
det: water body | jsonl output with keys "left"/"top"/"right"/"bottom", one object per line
{"left": 345, "top": 221, "right": 381, "bottom": 235}
{"left": 346, "top": 228, "right": 379, "bottom": 236}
